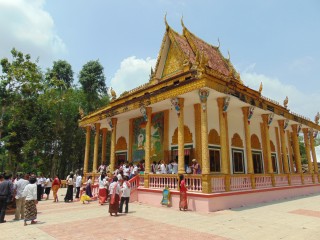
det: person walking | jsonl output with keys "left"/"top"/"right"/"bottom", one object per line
{"left": 13, "top": 174, "right": 29, "bottom": 220}
{"left": 51, "top": 175, "right": 60, "bottom": 202}
{"left": 0, "top": 173, "right": 13, "bottom": 223}
{"left": 22, "top": 176, "right": 38, "bottom": 226}
{"left": 109, "top": 176, "right": 120, "bottom": 216}
{"left": 85, "top": 176, "right": 93, "bottom": 198}
{"left": 179, "top": 174, "right": 188, "bottom": 211}
{"left": 119, "top": 176, "right": 131, "bottom": 214}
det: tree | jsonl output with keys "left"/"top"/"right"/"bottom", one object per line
{"left": 45, "top": 60, "right": 74, "bottom": 89}
{"left": 0, "top": 48, "right": 44, "bottom": 173}
{"left": 79, "top": 60, "right": 108, "bottom": 112}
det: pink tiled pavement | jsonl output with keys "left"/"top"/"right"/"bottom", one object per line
{"left": 39, "top": 215, "right": 229, "bottom": 240}
{"left": 289, "top": 209, "right": 320, "bottom": 218}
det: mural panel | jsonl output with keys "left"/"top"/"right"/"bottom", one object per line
{"left": 132, "top": 111, "right": 164, "bottom": 163}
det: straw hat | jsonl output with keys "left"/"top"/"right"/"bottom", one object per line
{"left": 192, "top": 159, "right": 196, "bottom": 162}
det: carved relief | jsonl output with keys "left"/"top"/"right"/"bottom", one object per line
{"left": 172, "top": 125, "right": 193, "bottom": 145}
{"left": 208, "top": 129, "right": 220, "bottom": 145}
{"left": 115, "top": 136, "right": 127, "bottom": 151}
{"left": 162, "top": 42, "right": 182, "bottom": 77}
{"left": 251, "top": 134, "right": 261, "bottom": 149}
{"left": 270, "top": 140, "right": 276, "bottom": 152}
{"left": 231, "top": 133, "right": 244, "bottom": 148}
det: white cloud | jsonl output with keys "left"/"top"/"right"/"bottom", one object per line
{"left": 241, "top": 69, "right": 320, "bottom": 121}
{"left": 110, "top": 56, "right": 156, "bottom": 95}
{"left": 0, "top": 0, "right": 66, "bottom": 66}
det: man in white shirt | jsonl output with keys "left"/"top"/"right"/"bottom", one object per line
{"left": 119, "top": 176, "right": 131, "bottom": 213}
{"left": 75, "top": 174, "right": 82, "bottom": 199}
{"left": 13, "top": 174, "right": 29, "bottom": 220}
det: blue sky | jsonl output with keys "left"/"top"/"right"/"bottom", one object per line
{"left": 0, "top": 0, "right": 319, "bottom": 120}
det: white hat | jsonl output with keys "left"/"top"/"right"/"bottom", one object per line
{"left": 192, "top": 159, "right": 196, "bottom": 162}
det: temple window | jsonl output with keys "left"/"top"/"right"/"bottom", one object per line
{"left": 115, "top": 151, "right": 127, "bottom": 167}
{"left": 232, "top": 149, "right": 245, "bottom": 174}
{"left": 252, "top": 151, "right": 264, "bottom": 174}
{"left": 209, "top": 146, "right": 221, "bottom": 172}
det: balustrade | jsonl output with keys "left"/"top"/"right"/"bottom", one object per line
{"left": 304, "top": 174, "right": 313, "bottom": 184}
{"left": 274, "top": 174, "right": 289, "bottom": 187}
{"left": 230, "top": 175, "right": 252, "bottom": 191}
{"left": 290, "top": 174, "right": 302, "bottom": 185}
{"left": 254, "top": 174, "right": 273, "bottom": 189}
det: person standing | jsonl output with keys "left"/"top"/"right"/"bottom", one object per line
{"left": 44, "top": 176, "right": 52, "bottom": 200}
{"left": 22, "top": 176, "right": 38, "bottom": 226}
{"left": 98, "top": 173, "right": 108, "bottom": 205}
{"left": 119, "top": 176, "right": 131, "bottom": 214}
{"left": 13, "top": 174, "right": 29, "bottom": 220}
{"left": 51, "top": 175, "right": 60, "bottom": 202}
{"left": 64, "top": 173, "right": 74, "bottom": 202}
{"left": 75, "top": 174, "right": 82, "bottom": 199}
{"left": 179, "top": 174, "right": 188, "bottom": 211}
{"left": 108, "top": 176, "right": 120, "bottom": 216}
{"left": 85, "top": 176, "right": 93, "bottom": 198}
{"left": 0, "top": 173, "right": 13, "bottom": 223}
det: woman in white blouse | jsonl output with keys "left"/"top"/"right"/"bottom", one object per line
{"left": 22, "top": 176, "right": 38, "bottom": 226}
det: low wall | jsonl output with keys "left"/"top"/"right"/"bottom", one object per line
{"left": 137, "top": 184, "right": 320, "bottom": 212}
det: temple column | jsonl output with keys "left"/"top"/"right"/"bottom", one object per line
{"left": 286, "top": 130, "right": 295, "bottom": 173}
{"left": 310, "top": 131, "right": 319, "bottom": 182}
{"left": 101, "top": 128, "right": 107, "bottom": 165}
{"left": 199, "top": 90, "right": 210, "bottom": 193}
{"left": 262, "top": 114, "right": 273, "bottom": 174}
{"left": 291, "top": 125, "right": 303, "bottom": 183}
{"left": 303, "top": 128, "right": 314, "bottom": 182}
{"left": 92, "top": 123, "right": 100, "bottom": 173}
{"left": 194, "top": 104, "right": 202, "bottom": 166}
{"left": 242, "top": 107, "right": 253, "bottom": 174}
{"left": 242, "top": 107, "right": 255, "bottom": 189}
{"left": 110, "top": 118, "right": 117, "bottom": 174}
{"left": 217, "top": 98, "right": 229, "bottom": 175}
{"left": 278, "top": 120, "right": 289, "bottom": 173}
{"left": 144, "top": 107, "right": 152, "bottom": 188}
{"left": 144, "top": 107, "right": 152, "bottom": 174}
{"left": 178, "top": 98, "right": 185, "bottom": 174}
{"left": 83, "top": 126, "right": 91, "bottom": 174}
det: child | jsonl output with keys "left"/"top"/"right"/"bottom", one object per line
{"left": 80, "top": 187, "right": 91, "bottom": 204}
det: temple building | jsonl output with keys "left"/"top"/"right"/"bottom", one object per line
{"left": 79, "top": 19, "right": 320, "bottom": 211}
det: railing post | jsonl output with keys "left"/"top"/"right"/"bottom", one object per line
{"left": 201, "top": 174, "right": 212, "bottom": 193}
{"left": 144, "top": 173, "right": 149, "bottom": 188}
{"left": 287, "top": 173, "right": 291, "bottom": 185}
{"left": 271, "top": 173, "right": 276, "bottom": 187}
{"left": 301, "top": 173, "right": 304, "bottom": 185}
{"left": 312, "top": 173, "right": 315, "bottom": 184}
{"left": 250, "top": 174, "right": 256, "bottom": 189}
{"left": 225, "top": 175, "right": 231, "bottom": 192}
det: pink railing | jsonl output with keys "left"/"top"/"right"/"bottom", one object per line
{"left": 185, "top": 175, "right": 202, "bottom": 192}
{"left": 304, "top": 174, "right": 313, "bottom": 184}
{"left": 129, "top": 175, "right": 140, "bottom": 202}
{"left": 211, "top": 176, "right": 225, "bottom": 192}
{"left": 290, "top": 174, "right": 302, "bottom": 185}
{"left": 139, "top": 174, "right": 144, "bottom": 186}
{"left": 149, "top": 174, "right": 178, "bottom": 190}
{"left": 91, "top": 184, "right": 99, "bottom": 199}
{"left": 274, "top": 174, "right": 289, "bottom": 187}
{"left": 255, "top": 175, "right": 272, "bottom": 189}
{"left": 230, "top": 175, "right": 252, "bottom": 191}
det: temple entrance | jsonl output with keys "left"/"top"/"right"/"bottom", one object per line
{"left": 116, "top": 151, "right": 127, "bottom": 168}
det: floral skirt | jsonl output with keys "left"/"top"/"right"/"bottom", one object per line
{"left": 25, "top": 200, "right": 37, "bottom": 221}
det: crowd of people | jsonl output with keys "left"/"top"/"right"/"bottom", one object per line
{"left": 0, "top": 158, "right": 196, "bottom": 225}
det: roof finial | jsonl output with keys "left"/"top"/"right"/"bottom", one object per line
{"left": 217, "top": 38, "right": 220, "bottom": 49}
{"left": 164, "top": 12, "right": 169, "bottom": 30}
{"left": 181, "top": 14, "right": 185, "bottom": 28}
{"left": 259, "top": 82, "right": 263, "bottom": 94}
{"left": 227, "top": 50, "right": 231, "bottom": 61}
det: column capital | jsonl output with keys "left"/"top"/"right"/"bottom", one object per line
{"left": 217, "top": 97, "right": 224, "bottom": 108}
{"left": 111, "top": 118, "right": 117, "bottom": 126}
{"left": 178, "top": 98, "right": 184, "bottom": 108}
{"left": 242, "top": 106, "right": 249, "bottom": 115}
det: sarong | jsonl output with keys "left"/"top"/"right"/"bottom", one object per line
{"left": 99, "top": 188, "right": 107, "bottom": 204}
{"left": 25, "top": 200, "right": 37, "bottom": 221}
{"left": 179, "top": 191, "right": 188, "bottom": 210}
{"left": 52, "top": 185, "right": 59, "bottom": 200}
{"left": 86, "top": 184, "right": 92, "bottom": 197}
{"left": 64, "top": 185, "right": 73, "bottom": 201}
{"left": 108, "top": 194, "right": 120, "bottom": 213}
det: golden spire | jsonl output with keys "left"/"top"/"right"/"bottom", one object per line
{"left": 259, "top": 82, "right": 263, "bottom": 94}
{"left": 227, "top": 50, "right": 231, "bottom": 61}
{"left": 164, "top": 12, "right": 169, "bottom": 30}
{"left": 283, "top": 96, "right": 288, "bottom": 108}
{"left": 217, "top": 38, "right": 220, "bottom": 49}
{"left": 181, "top": 14, "right": 185, "bottom": 29}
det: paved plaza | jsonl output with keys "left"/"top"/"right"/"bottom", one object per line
{"left": 1, "top": 189, "right": 320, "bottom": 240}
